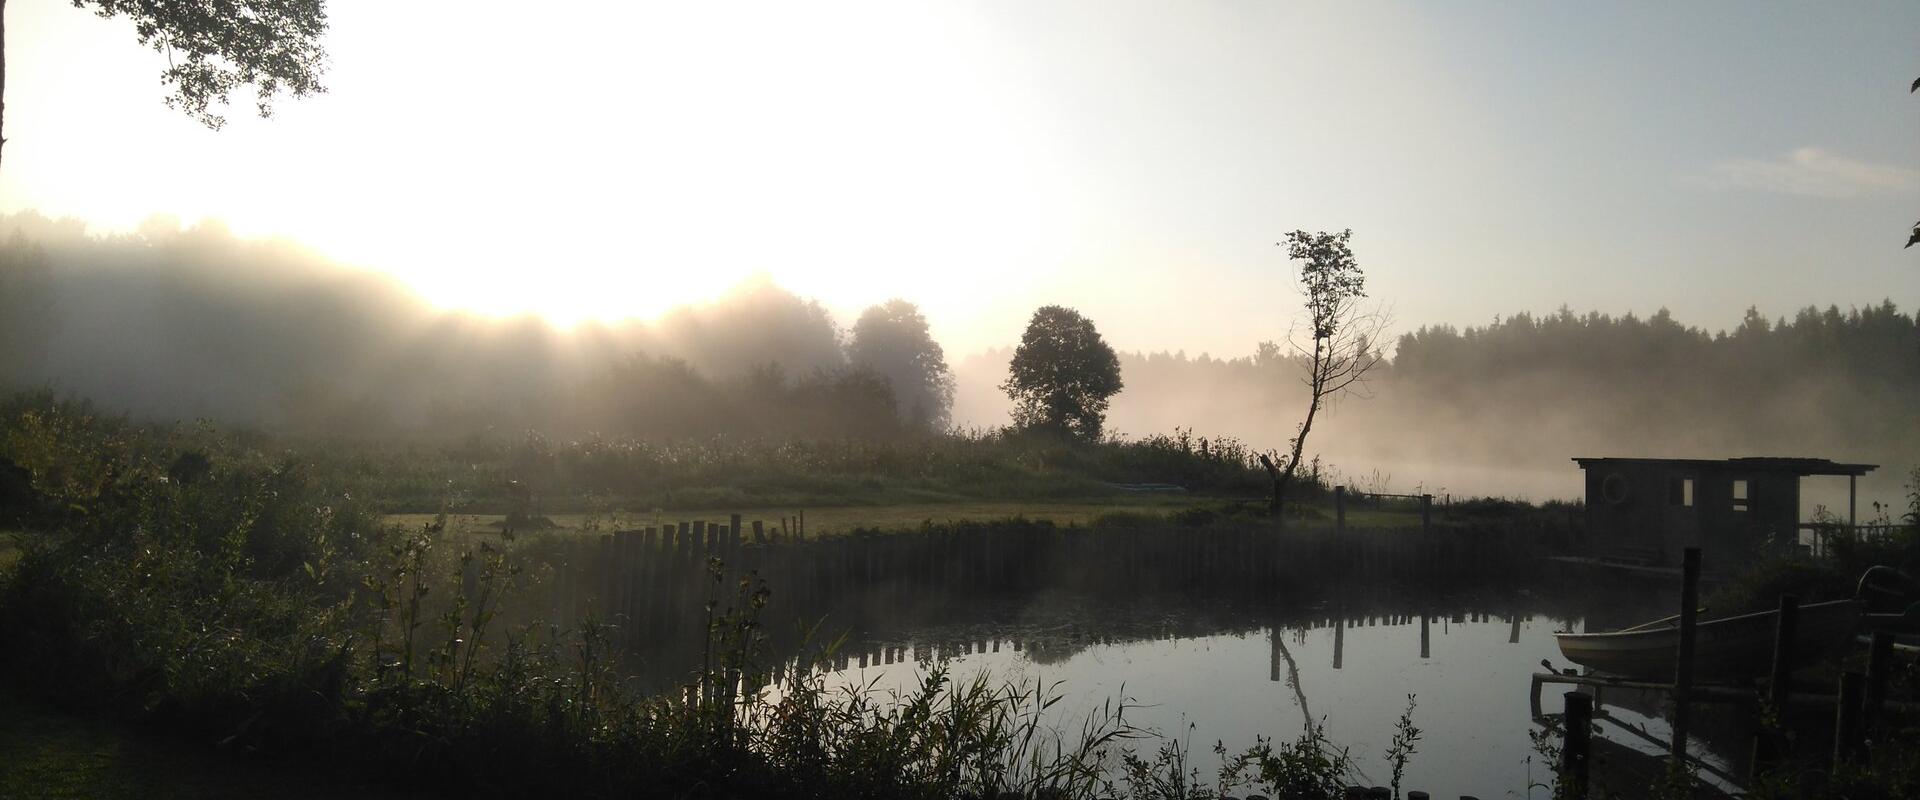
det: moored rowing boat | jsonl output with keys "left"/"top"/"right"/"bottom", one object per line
{"left": 1554, "top": 599, "right": 1859, "bottom": 680}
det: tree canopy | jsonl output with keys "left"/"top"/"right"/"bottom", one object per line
{"left": 1, "top": 0, "right": 330, "bottom": 168}
{"left": 848, "top": 299, "right": 955, "bottom": 431}
{"left": 1002, "top": 305, "right": 1123, "bottom": 440}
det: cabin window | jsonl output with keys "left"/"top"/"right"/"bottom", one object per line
{"left": 1668, "top": 476, "right": 1694, "bottom": 507}
{"left": 1732, "top": 479, "right": 1749, "bottom": 512}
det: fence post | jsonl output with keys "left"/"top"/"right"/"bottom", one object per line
{"left": 1420, "top": 494, "right": 1432, "bottom": 534}
{"left": 1753, "top": 593, "right": 1799, "bottom": 780}
{"left": 1671, "top": 547, "right": 1701, "bottom": 764}
{"left": 1836, "top": 671, "right": 1865, "bottom": 767}
{"left": 1865, "top": 631, "right": 1893, "bottom": 745}
{"left": 1562, "top": 691, "right": 1592, "bottom": 798}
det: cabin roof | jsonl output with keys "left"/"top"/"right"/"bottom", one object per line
{"left": 1570, "top": 456, "right": 1877, "bottom": 477}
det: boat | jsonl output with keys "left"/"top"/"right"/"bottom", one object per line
{"left": 1554, "top": 599, "right": 1860, "bottom": 680}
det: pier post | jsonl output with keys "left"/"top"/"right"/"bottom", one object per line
{"left": 1562, "top": 692, "right": 1592, "bottom": 799}
{"left": 1670, "top": 547, "right": 1701, "bottom": 764}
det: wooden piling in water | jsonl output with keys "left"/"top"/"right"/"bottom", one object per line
{"left": 1671, "top": 547, "right": 1701, "bottom": 764}
{"left": 1562, "top": 691, "right": 1592, "bottom": 798}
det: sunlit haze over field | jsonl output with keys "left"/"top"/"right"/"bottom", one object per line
{"left": 5, "top": 0, "right": 1917, "bottom": 358}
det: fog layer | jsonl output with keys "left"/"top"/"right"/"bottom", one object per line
{"left": 4, "top": 213, "right": 1914, "bottom": 507}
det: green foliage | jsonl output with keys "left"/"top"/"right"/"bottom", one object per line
{"left": 78, "top": 0, "right": 331, "bottom": 129}
{"left": 1282, "top": 229, "right": 1368, "bottom": 342}
{"left": 849, "top": 299, "right": 957, "bottom": 432}
{"left": 0, "top": 394, "right": 1429, "bottom": 799}
{"left": 1003, "top": 305, "right": 1125, "bottom": 441}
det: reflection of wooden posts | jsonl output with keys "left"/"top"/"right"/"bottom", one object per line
{"left": 1671, "top": 547, "right": 1701, "bottom": 763}
{"left": 1334, "top": 486, "right": 1346, "bottom": 534}
{"left": 1562, "top": 691, "right": 1593, "bottom": 798}
{"left": 1333, "top": 615, "right": 1345, "bottom": 669}
{"left": 1753, "top": 593, "right": 1799, "bottom": 778}
{"left": 1835, "top": 671, "right": 1865, "bottom": 766}
{"left": 1508, "top": 614, "right": 1521, "bottom": 644}
{"left": 1420, "top": 494, "right": 1432, "bottom": 535}
{"left": 1419, "top": 614, "right": 1430, "bottom": 659}
{"left": 752, "top": 519, "right": 765, "bottom": 544}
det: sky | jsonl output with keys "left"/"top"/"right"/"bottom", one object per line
{"left": 4, "top": 0, "right": 1918, "bottom": 358}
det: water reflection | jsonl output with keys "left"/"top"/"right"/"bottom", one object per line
{"left": 598, "top": 567, "right": 1756, "bottom": 797}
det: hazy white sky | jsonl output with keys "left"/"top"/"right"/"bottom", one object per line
{"left": 5, "top": 0, "right": 1918, "bottom": 357}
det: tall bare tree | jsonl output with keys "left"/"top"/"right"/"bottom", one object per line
{"left": 1, "top": 0, "right": 330, "bottom": 170}
{"left": 1259, "top": 229, "right": 1386, "bottom": 518}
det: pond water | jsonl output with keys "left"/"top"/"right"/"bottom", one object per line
{"left": 619, "top": 573, "right": 1760, "bottom": 798}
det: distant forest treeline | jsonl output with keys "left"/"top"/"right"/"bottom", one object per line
{"left": 2, "top": 212, "right": 1914, "bottom": 499}
{"left": 948, "top": 302, "right": 1919, "bottom": 498}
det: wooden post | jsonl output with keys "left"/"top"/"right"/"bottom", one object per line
{"left": 1333, "top": 615, "right": 1344, "bottom": 669}
{"left": 1335, "top": 485, "right": 1346, "bottom": 534}
{"left": 461, "top": 552, "right": 478, "bottom": 606}
{"left": 1419, "top": 613, "right": 1430, "bottom": 659}
{"left": 1835, "top": 671, "right": 1864, "bottom": 767}
{"left": 1671, "top": 547, "right": 1701, "bottom": 764}
{"left": 752, "top": 519, "right": 766, "bottom": 544}
{"left": 799, "top": 509, "right": 806, "bottom": 539}
{"left": 730, "top": 513, "right": 743, "bottom": 554}
{"left": 1865, "top": 631, "right": 1894, "bottom": 743}
{"left": 1848, "top": 474, "right": 1857, "bottom": 529}
{"left": 1420, "top": 494, "right": 1432, "bottom": 534}
{"left": 1753, "top": 593, "right": 1798, "bottom": 780}
{"left": 1562, "top": 691, "right": 1592, "bottom": 798}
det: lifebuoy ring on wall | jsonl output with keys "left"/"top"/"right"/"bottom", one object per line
{"left": 1601, "top": 473, "right": 1630, "bottom": 505}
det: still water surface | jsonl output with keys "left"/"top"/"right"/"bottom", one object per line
{"left": 626, "top": 580, "right": 1750, "bottom": 797}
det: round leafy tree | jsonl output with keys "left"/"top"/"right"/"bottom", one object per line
{"left": 1001, "top": 305, "right": 1123, "bottom": 440}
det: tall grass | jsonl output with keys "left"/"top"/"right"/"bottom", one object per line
{"left": 0, "top": 391, "right": 1391, "bottom": 799}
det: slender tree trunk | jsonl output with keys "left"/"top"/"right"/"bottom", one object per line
{"left": 1269, "top": 338, "right": 1328, "bottom": 520}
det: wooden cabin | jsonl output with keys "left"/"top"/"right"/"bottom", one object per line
{"left": 1571, "top": 457, "right": 1876, "bottom": 565}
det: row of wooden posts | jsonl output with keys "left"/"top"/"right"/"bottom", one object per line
{"left": 529, "top": 513, "right": 1546, "bottom": 644}
{"left": 1547, "top": 546, "right": 1902, "bottom": 795}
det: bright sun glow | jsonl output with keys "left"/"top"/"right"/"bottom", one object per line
{"left": 271, "top": 1, "right": 1083, "bottom": 326}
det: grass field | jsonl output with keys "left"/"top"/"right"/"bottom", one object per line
{"left": 382, "top": 497, "right": 1426, "bottom": 540}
